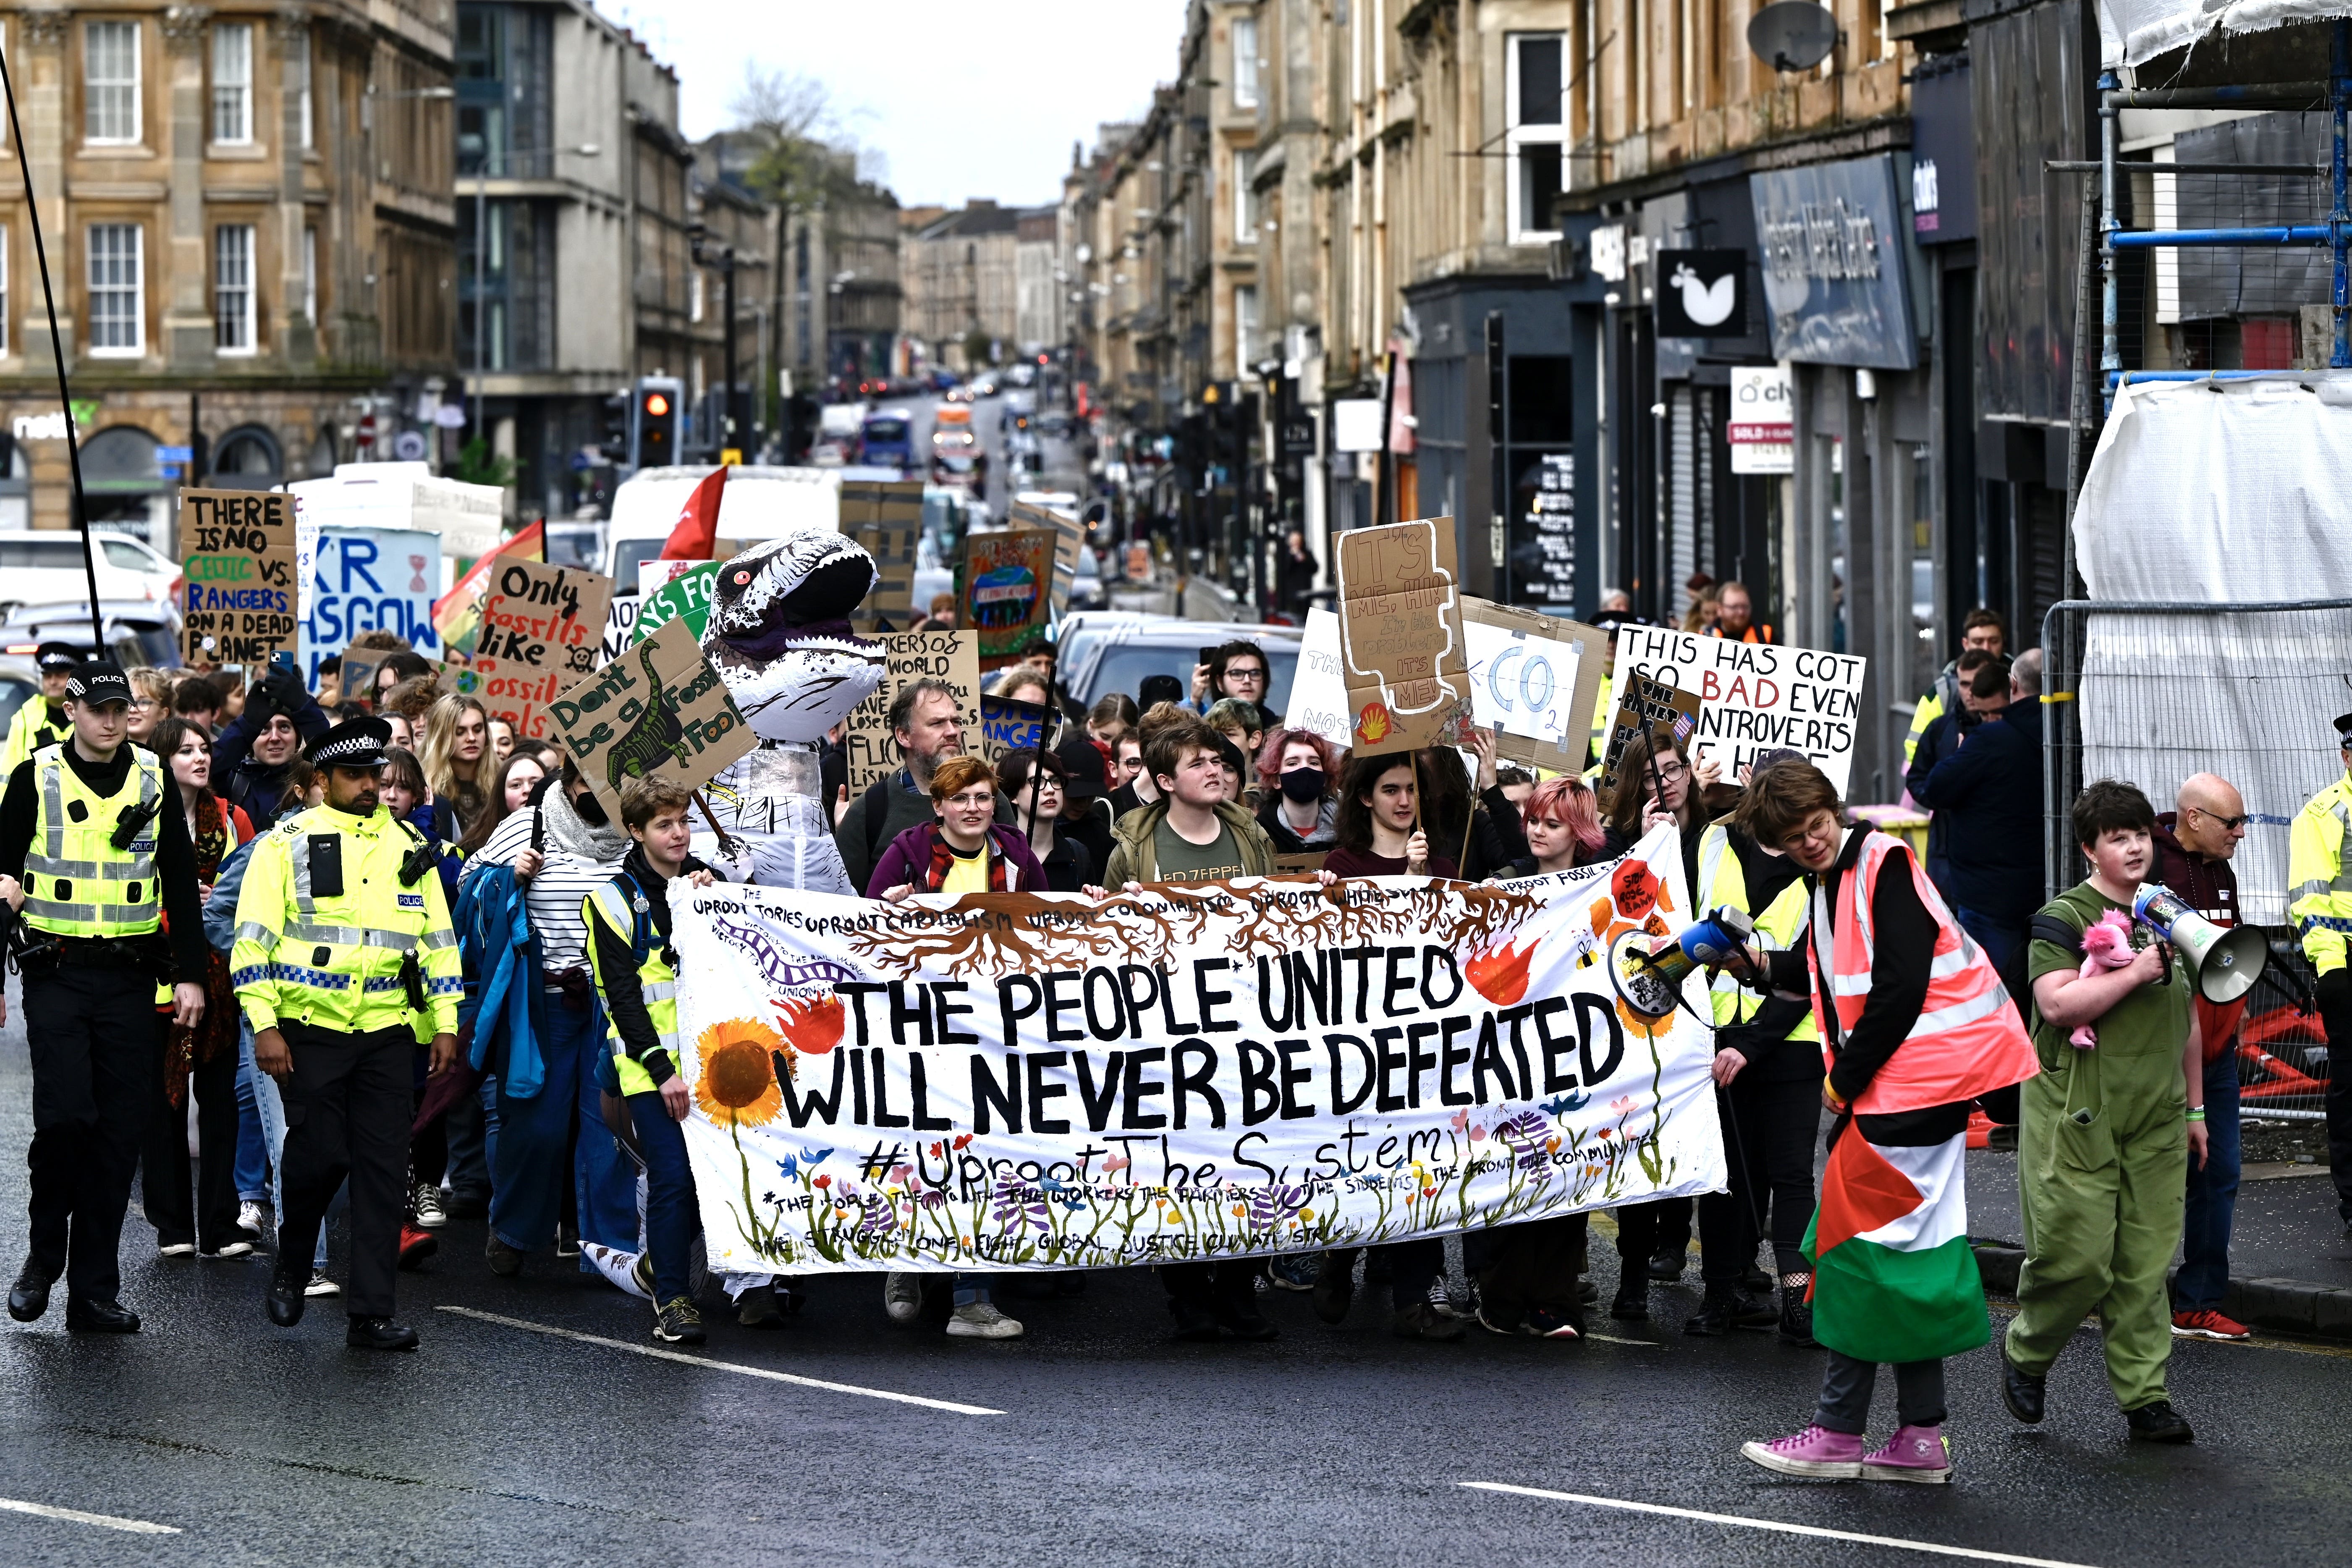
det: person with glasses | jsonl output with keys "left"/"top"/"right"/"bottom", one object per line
{"left": 2289, "top": 716, "right": 2352, "bottom": 1239}
{"left": 2153, "top": 772, "right": 2251, "bottom": 1343}
{"left": 1908, "top": 654, "right": 2043, "bottom": 978}
{"left": 1596, "top": 728, "right": 1727, "bottom": 1314}
{"left": 124, "top": 669, "right": 171, "bottom": 750}
{"left": 1189, "top": 639, "right": 1283, "bottom": 728}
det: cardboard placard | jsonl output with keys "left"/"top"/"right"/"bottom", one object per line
{"left": 179, "top": 489, "right": 298, "bottom": 664}
{"left": 471, "top": 558, "right": 616, "bottom": 740}
{"left": 841, "top": 479, "right": 923, "bottom": 629}
{"left": 1335, "top": 516, "right": 1472, "bottom": 756}
{"left": 980, "top": 692, "right": 1053, "bottom": 763}
{"left": 1010, "top": 499, "right": 1086, "bottom": 615}
{"left": 601, "top": 594, "right": 641, "bottom": 665}
{"left": 964, "top": 528, "right": 1056, "bottom": 669}
{"left": 338, "top": 642, "right": 385, "bottom": 709}
{"left": 549, "top": 617, "right": 757, "bottom": 821}
{"left": 634, "top": 561, "right": 722, "bottom": 644}
{"left": 1597, "top": 670, "right": 1703, "bottom": 798}
{"left": 839, "top": 629, "right": 983, "bottom": 792}
{"left": 1459, "top": 598, "right": 1608, "bottom": 768}
{"left": 1608, "top": 624, "right": 1868, "bottom": 795}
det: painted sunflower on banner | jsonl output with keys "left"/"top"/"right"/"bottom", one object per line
{"left": 695, "top": 1018, "right": 785, "bottom": 1128}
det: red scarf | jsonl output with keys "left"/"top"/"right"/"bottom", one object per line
{"left": 924, "top": 827, "right": 1010, "bottom": 893}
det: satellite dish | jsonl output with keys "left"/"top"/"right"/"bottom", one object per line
{"left": 1748, "top": 1, "right": 1839, "bottom": 71}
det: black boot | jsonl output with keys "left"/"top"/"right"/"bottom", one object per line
{"left": 2000, "top": 1339, "right": 2047, "bottom": 1424}
{"left": 265, "top": 1267, "right": 307, "bottom": 1327}
{"left": 1311, "top": 1252, "right": 1355, "bottom": 1325}
{"left": 1684, "top": 1289, "right": 1735, "bottom": 1336}
{"left": 1610, "top": 1277, "right": 1648, "bottom": 1321}
{"left": 1168, "top": 1296, "right": 1222, "bottom": 1342}
{"left": 1778, "top": 1288, "right": 1817, "bottom": 1345}
{"left": 346, "top": 1314, "right": 419, "bottom": 1351}
{"left": 63, "top": 1297, "right": 139, "bottom": 1333}
{"left": 8, "top": 1262, "right": 54, "bottom": 1323}
{"left": 1729, "top": 1288, "right": 1779, "bottom": 1328}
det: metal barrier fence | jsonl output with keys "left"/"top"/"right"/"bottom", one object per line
{"left": 2041, "top": 596, "right": 2352, "bottom": 1121}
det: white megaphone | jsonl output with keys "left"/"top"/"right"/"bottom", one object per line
{"left": 2132, "top": 883, "right": 2268, "bottom": 1004}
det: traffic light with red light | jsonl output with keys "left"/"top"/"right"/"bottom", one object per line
{"left": 630, "top": 375, "right": 684, "bottom": 469}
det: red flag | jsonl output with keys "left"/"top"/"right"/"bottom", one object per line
{"left": 662, "top": 467, "right": 727, "bottom": 560}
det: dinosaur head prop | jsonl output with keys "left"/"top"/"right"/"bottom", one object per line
{"left": 700, "top": 529, "right": 885, "bottom": 744}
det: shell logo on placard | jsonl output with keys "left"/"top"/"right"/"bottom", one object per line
{"left": 1354, "top": 701, "right": 1393, "bottom": 746}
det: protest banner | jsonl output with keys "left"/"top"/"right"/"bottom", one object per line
{"left": 1597, "top": 670, "right": 1703, "bottom": 798}
{"left": 839, "top": 629, "right": 983, "bottom": 792}
{"left": 1336, "top": 517, "right": 1473, "bottom": 755}
{"left": 179, "top": 489, "right": 298, "bottom": 665}
{"left": 634, "top": 561, "right": 722, "bottom": 644}
{"left": 979, "top": 692, "right": 1052, "bottom": 762}
{"left": 1607, "top": 624, "right": 1867, "bottom": 794}
{"left": 549, "top": 616, "right": 757, "bottom": 820}
{"left": 841, "top": 479, "right": 922, "bottom": 628}
{"left": 1010, "top": 497, "right": 1087, "bottom": 615}
{"left": 1285, "top": 606, "right": 1353, "bottom": 751}
{"left": 964, "top": 528, "right": 1056, "bottom": 668}
{"left": 667, "top": 821, "right": 1722, "bottom": 1274}
{"left": 1459, "top": 599, "right": 1607, "bottom": 769}
{"left": 296, "top": 527, "right": 444, "bottom": 688}
{"left": 470, "top": 558, "right": 616, "bottom": 739}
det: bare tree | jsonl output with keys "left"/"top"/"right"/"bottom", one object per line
{"left": 729, "top": 65, "right": 882, "bottom": 212}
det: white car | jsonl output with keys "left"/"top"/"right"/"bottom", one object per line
{"left": 0, "top": 529, "right": 179, "bottom": 614}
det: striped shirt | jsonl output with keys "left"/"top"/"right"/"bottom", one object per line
{"left": 460, "top": 806, "right": 624, "bottom": 972}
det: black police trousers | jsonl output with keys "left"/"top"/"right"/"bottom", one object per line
{"left": 277, "top": 1021, "right": 414, "bottom": 1318}
{"left": 23, "top": 964, "right": 163, "bottom": 1301}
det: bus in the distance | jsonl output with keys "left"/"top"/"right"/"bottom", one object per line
{"left": 859, "top": 407, "right": 916, "bottom": 472}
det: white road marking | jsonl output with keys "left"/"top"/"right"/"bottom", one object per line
{"left": 1460, "top": 1482, "right": 2109, "bottom": 1568}
{"left": 1581, "top": 1332, "right": 1660, "bottom": 1346}
{"left": 437, "top": 1307, "right": 1005, "bottom": 1416}
{"left": 0, "top": 1496, "right": 181, "bottom": 1535}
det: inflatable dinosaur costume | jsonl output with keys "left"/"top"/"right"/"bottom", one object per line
{"left": 691, "top": 529, "right": 886, "bottom": 893}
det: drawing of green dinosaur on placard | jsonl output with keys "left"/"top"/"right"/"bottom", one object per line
{"left": 605, "top": 641, "right": 686, "bottom": 789}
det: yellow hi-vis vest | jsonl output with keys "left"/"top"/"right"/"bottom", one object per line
{"left": 3, "top": 700, "right": 69, "bottom": 777}
{"left": 2289, "top": 773, "right": 2352, "bottom": 976}
{"left": 22, "top": 743, "right": 163, "bottom": 938}
{"left": 230, "top": 803, "right": 462, "bottom": 1037}
{"left": 584, "top": 871, "right": 680, "bottom": 1099}
{"left": 1695, "top": 819, "right": 1818, "bottom": 1042}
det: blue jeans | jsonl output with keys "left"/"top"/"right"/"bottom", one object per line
{"left": 2174, "top": 1049, "right": 2243, "bottom": 1313}
{"left": 624, "top": 1089, "right": 700, "bottom": 1304}
{"left": 490, "top": 997, "right": 635, "bottom": 1258}
{"left": 233, "top": 1031, "right": 271, "bottom": 1202}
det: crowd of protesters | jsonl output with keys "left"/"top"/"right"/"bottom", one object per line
{"left": 9, "top": 589, "right": 2298, "bottom": 1480}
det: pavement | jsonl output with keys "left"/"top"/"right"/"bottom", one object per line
{"left": 5, "top": 981, "right": 2352, "bottom": 1568}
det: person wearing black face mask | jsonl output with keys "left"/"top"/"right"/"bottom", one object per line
{"left": 1257, "top": 729, "right": 1341, "bottom": 854}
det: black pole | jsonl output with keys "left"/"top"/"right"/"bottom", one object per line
{"left": 1373, "top": 349, "right": 1398, "bottom": 528}
{"left": 721, "top": 250, "right": 738, "bottom": 453}
{"left": 1485, "top": 310, "right": 1507, "bottom": 601}
{"left": 0, "top": 43, "right": 105, "bottom": 651}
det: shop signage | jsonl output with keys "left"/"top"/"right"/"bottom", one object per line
{"left": 1728, "top": 366, "right": 1794, "bottom": 475}
{"left": 1749, "top": 154, "right": 1919, "bottom": 370}
{"left": 1653, "top": 249, "right": 1750, "bottom": 338}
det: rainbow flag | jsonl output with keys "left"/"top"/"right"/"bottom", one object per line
{"left": 1802, "top": 1129, "right": 1989, "bottom": 1364}
{"left": 432, "top": 520, "right": 544, "bottom": 656}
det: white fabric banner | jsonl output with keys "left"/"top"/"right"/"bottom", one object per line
{"left": 668, "top": 824, "right": 1725, "bottom": 1275}
{"left": 2096, "top": 0, "right": 2352, "bottom": 66}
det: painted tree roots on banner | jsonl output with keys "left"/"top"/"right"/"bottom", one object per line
{"left": 668, "top": 824, "right": 1726, "bottom": 1275}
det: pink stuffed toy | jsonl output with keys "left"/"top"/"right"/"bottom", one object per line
{"left": 2070, "top": 909, "right": 2137, "bottom": 1049}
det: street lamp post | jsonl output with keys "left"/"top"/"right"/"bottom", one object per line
{"left": 689, "top": 219, "right": 740, "bottom": 456}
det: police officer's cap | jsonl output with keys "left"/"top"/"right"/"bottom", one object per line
{"left": 2336, "top": 713, "right": 2352, "bottom": 743}
{"left": 34, "top": 640, "right": 81, "bottom": 672}
{"left": 307, "top": 715, "right": 393, "bottom": 771}
{"left": 65, "top": 660, "right": 132, "bottom": 708}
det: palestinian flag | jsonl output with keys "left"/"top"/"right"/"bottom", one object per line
{"left": 1801, "top": 1131, "right": 1990, "bottom": 1364}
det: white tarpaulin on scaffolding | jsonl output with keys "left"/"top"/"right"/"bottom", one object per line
{"left": 2072, "top": 372, "right": 2352, "bottom": 921}
{"left": 2098, "top": 0, "right": 2352, "bottom": 66}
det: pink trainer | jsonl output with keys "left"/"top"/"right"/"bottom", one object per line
{"left": 1861, "top": 1424, "right": 1953, "bottom": 1484}
{"left": 1739, "top": 1423, "right": 1864, "bottom": 1479}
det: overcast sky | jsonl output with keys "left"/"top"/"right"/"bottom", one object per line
{"left": 593, "top": 0, "right": 1191, "bottom": 208}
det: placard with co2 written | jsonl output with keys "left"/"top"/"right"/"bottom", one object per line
{"left": 180, "top": 490, "right": 299, "bottom": 664}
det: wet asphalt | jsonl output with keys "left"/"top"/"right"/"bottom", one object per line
{"left": 4, "top": 1011, "right": 2352, "bottom": 1564}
